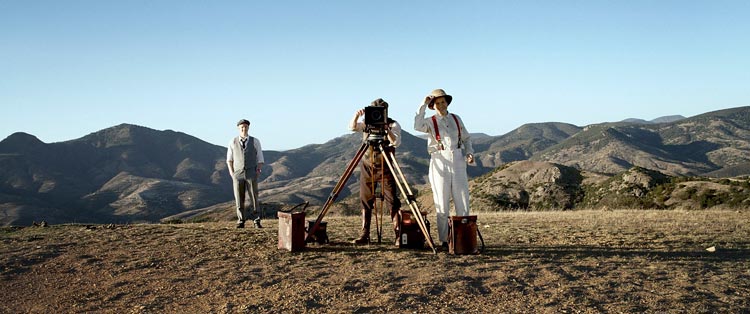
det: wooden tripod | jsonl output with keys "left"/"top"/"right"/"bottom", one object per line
{"left": 305, "top": 139, "right": 437, "bottom": 254}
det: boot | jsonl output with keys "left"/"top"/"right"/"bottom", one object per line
{"left": 352, "top": 208, "right": 371, "bottom": 244}
{"left": 353, "top": 229, "right": 370, "bottom": 244}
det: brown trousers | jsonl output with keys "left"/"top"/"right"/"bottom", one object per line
{"left": 358, "top": 149, "right": 401, "bottom": 237}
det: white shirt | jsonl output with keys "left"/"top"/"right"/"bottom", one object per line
{"left": 226, "top": 136, "right": 264, "bottom": 164}
{"left": 414, "top": 104, "right": 473, "bottom": 155}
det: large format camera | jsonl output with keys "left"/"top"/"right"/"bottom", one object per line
{"left": 364, "top": 105, "right": 388, "bottom": 143}
{"left": 364, "top": 105, "right": 387, "bottom": 129}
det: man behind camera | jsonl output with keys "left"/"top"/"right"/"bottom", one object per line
{"left": 348, "top": 98, "right": 402, "bottom": 244}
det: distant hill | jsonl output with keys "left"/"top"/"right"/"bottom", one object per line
{"left": 535, "top": 107, "right": 750, "bottom": 176}
{"left": 3, "top": 106, "right": 750, "bottom": 225}
{"left": 651, "top": 115, "right": 687, "bottom": 123}
{"left": 621, "top": 115, "right": 686, "bottom": 124}
{"left": 473, "top": 122, "right": 581, "bottom": 168}
{"left": 0, "top": 124, "right": 233, "bottom": 225}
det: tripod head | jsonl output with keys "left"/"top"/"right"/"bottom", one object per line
{"left": 366, "top": 131, "right": 390, "bottom": 150}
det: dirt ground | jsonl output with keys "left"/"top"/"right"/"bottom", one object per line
{"left": 1, "top": 209, "right": 749, "bottom": 313}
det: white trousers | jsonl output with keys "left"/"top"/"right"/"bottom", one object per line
{"left": 429, "top": 149, "right": 470, "bottom": 243}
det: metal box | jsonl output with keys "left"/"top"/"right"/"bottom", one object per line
{"left": 278, "top": 211, "right": 306, "bottom": 252}
{"left": 448, "top": 215, "right": 479, "bottom": 255}
{"left": 397, "top": 210, "right": 429, "bottom": 249}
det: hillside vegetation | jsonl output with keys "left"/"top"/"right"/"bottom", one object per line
{"left": 470, "top": 161, "right": 750, "bottom": 211}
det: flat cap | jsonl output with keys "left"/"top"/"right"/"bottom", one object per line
{"left": 370, "top": 98, "right": 388, "bottom": 108}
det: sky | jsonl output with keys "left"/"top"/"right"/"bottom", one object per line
{"left": 2, "top": 1, "right": 749, "bottom": 151}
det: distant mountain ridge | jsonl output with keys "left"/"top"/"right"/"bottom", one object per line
{"left": 473, "top": 122, "right": 582, "bottom": 168}
{"left": 2, "top": 107, "right": 750, "bottom": 225}
{"left": 535, "top": 107, "right": 750, "bottom": 175}
{"left": 621, "top": 115, "right": 686, "bottom": 124}
{"left": 0, "top": 124, "right": 232, "bottom": 225}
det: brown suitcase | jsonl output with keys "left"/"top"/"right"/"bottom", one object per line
{"left": 448, "top": 215, "right": 480, "bottom": 255}
{"left": 397, "top": 210, "right": 429, "bottom": 249}
{"left": 278, "top": 212, "right": 306, "bottom": 252}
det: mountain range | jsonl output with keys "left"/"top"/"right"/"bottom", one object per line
{"left": 2, "top": 106, "right": 749, "bottom": 225}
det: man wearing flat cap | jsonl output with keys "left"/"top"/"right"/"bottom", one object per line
{"left": 227, "top": 119, "right": 265, "bottom": 228}
{"left": 348, "top": 98, "right": 402, "bottom": 244}
{"left": 414, "top": 89, "right": 474, "bottom": 250}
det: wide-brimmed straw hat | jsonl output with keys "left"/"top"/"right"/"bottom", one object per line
{"left": 427, "top": 89, "right": 452, "bottom": 109}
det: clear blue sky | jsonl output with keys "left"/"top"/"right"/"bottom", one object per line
{"left": 2, "top": 1, "right": 749, "bottom": 150}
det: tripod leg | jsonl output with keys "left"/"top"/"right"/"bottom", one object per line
{"left": 370, "top": 151, "right": 382, "bottom": 244}
{"left": 377, "top": 152, "right": 385, "bottom": 243}
{"left": 388, "top": 150, "right": 418, "bottom": 201}
{"left": 379, "top": 145, "right": 437, "bottom": 253}
{"left": 374, "top": 198, "right": 382, "bottom": 243}
{"left": 306, "top": 142, "right": 369, "bottom": 243}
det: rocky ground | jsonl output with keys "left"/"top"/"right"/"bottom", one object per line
{"left": 2, "top": 209, "right": 749, "bottom": 313}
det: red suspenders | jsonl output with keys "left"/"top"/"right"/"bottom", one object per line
{"left": 431, "top": 114, "right": 462, "bottom": 150}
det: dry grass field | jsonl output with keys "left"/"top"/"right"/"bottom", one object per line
{"left": 2, "top": 209, "right": 749, "bottom": 313}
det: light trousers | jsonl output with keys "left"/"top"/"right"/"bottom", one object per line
{"left": 233, "top": 176, "right": 260, "bottom": 223}
{"left": 429, "top": 149, "right": 470, "bottom": 243}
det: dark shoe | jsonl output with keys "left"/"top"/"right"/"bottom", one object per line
{"left": 253, "top": 219, "right": 263, "bottom": 229}
{"left": 236, "top": 222, "right": 245, "bottom": 229}
{"left": 352, "top": 236, "right": 370, "bottom": 245}
{"left": 441, "top": 242, "right": 449, "bottom": 251}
